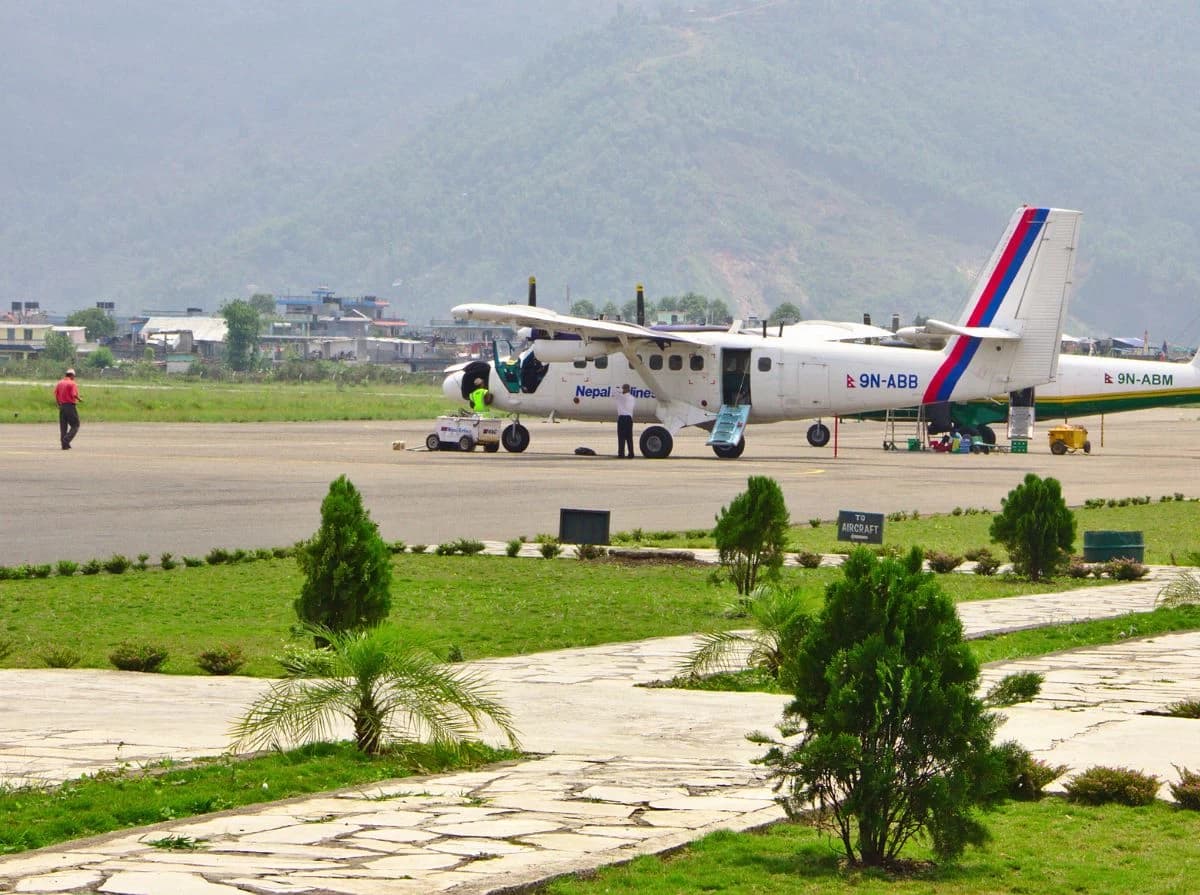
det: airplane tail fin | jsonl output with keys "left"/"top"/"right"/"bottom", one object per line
{"left": 923, "top": 206, "right": 1081, "bottom": 403}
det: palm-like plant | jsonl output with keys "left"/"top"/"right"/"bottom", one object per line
{"left": 679, "top": 585, "right": 810, "bottom": 680}
{"left": 232, "top": 626, "right": 519, "bottom": 755}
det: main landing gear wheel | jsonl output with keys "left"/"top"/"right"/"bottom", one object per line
{"left": 425, "top": 433, "right": 441, "bottom": 451}
{"left": 807, "top": 422, "right": 831, "bottom": 447}
{"left": 712, "top": 438, "right": 745, "bottom": 459}
{"left": 978, "top": 424, "right": 997, "bottom": 445}
{"left": 501, "top": 422, "right": 530, "bottom": 453}
{"left": 640, "top": 425, "right": 674, "bottom": 459}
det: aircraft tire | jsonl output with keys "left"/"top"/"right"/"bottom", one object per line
{"left": 807, "top": 422, "right": 831, "bottom": 448}
{"left": 978, "top": 424, "right": 997, "bottom": 445}
{"left": 501, "top": 423, "right": 530, "bottom": 453}
{"left": 640, "top": 426, "right": 674, "bottom": 459}
{"left": 425, "top": 434, "right": 441, "bottom": 451}
{"left": 712, "top": 438, "right": 745, "bottom": 459}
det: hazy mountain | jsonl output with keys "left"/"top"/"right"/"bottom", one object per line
{"left": 4, "top": 1, "right": 1200, "bottom": 343}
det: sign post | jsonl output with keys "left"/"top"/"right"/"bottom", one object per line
{"left": 836, "top": 510, "right": 884, "bottom": 545}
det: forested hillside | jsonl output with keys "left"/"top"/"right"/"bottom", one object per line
{"left": 4, "top": 1, "right": 1200, "bottom": 341}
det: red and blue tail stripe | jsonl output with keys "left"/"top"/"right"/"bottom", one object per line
{"left": 921, "top": 207, "right": 1049, "bottom": 403}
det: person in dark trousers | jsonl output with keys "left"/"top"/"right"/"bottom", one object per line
{"left": 615, "top": 382, "right": 635, "bottom": 458}
{"left": 54, "top": 368, "right": 82, "bottom": 450}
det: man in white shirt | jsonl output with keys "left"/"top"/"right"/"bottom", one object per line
{"left": 615, "top": 383, "right": 636, "bottom": 458}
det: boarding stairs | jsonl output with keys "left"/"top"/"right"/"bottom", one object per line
{"left": 706, "top": 404, "right": 751, "bottom": 447}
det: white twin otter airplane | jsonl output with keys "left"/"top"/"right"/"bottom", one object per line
{"left": 445, "top": 206, "right": 1081, "bottom": 459}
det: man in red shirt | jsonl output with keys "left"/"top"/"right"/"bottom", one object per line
{"left": 53, "top": 368, "right": 82, "bottom": 450}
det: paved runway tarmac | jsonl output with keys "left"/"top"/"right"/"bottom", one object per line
{"left": 3, "top": 405, "right": 1198, "bottom": 564}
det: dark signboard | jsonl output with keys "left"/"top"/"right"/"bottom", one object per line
{"left": 836, "top": 510, "right": 884, "bottom": 544}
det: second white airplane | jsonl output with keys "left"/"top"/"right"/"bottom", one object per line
{"left": 445, "top": 205, "right": 1081, "bottom": 459}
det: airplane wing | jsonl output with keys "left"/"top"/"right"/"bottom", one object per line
{"left": 775, "top": 320, "right": 896, "bottom": 342}
{"left": 451, "top": 303, "right": 709, "bottom": 346}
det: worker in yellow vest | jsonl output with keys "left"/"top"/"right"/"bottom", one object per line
{"left": 469, "top": 378, "right": 492, "bottom": 416}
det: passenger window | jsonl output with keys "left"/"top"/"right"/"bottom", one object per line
{"left": 668, "top": 355, "right": 682, "bottom": 371}
{"left": 573, "top": 359, "right": 587, "bottom": 369}
{"left": 595, "top": 355, "right": 608, "bottom": 369}
{"left": 690, "top": 354, "right": 704, "bottom": 371}
{"left": 758, "top": 357, "right": 772, "bottom": 372}
{"left": 649, "top": 354, "right": 663, "bottom": 371}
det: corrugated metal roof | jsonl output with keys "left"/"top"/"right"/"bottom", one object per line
{"left": 139, "top": 316, "right": 228, "bottom": 343}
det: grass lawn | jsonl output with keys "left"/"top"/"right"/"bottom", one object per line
{"left": 638, "top": 499, "right": 1200, "bottom": 566}
{"left": 541, "top": 799, "right": 1200, "bottom": 894}
{"left": 0, "top": 379, "right": 457, "bottom": 423}
{"left": 0, "top": 556, "right": 1128, "bottom": 677}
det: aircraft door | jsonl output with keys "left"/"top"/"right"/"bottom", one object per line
{"left": 720, "top": 349, "right": 752, "bottom": 406}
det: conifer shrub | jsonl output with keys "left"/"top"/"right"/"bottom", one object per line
{"left": 30, "top": 564, "right": 52, "bottom": 578}
{"left": 41, "top": 646, "right": 82, "bottom": 668}
{"left": 134, "top": 553, "right": 150, "bottom": 571}
{"left": 1105, "top": 558, "right": 1149, "bottom": 580}
{"left": 759, "top": 547, "right": 1006, "bottom": 867}
{"left": 205, "top": 547, "right": 231, "bottom": 565}
{"left": 159, "top": 552, "right": 176, "bottom": 570}
{"left": 108, "top": 642, "right": 169, "bottom": 673}
{"left": 971, "top": 549, "right": 1000, "bottom": 576}
{"left": 926, "top": 550, "right": 963, "bottom": 573}
{"left": 795, "top": 551, "right": 822, "bottom": 568}
{"left": 989, "top": 473, "right": 1075, "bottom": 581}
{"left": 574, "top": 543, "right": 606, "bottom": 560}
{"left": 1170, "top": 767, "right": 1200, "bottom": 810}
{"left": 103, "top": 554, "right": 132, "bottom": 574}
{"left": 182, "top": 556, "right": 204, "bottom": 568}
{"left": 985, "top": 671, "right": 1044, "bottom": 707}
{"left": 55, "top": 560, "right": 78, "bottom": 577}
{"left": 505, "top": 539, "right": 523, "bottom": 557}
{"left": 197, "top": 646, "right": 246, "bottom": 675}
{"left": 539, "top": 540, "right": 563, "bottom": 559}
{"left": 80, "top": 558, "right": 103, "bottom": 575}
{"left": 714, "top": 475, "right": 789, "bottom": 595}
{"left": 996, "top": 741, "right": 1067, "bottom": 800}
{"left": 1064, "top": 766, "right": 1160, "bottom": 806}
{"left": 294, "top": 475, "right": 392, "bottom": 643}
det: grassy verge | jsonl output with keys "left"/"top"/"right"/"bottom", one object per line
{"left": 0, "top": 380, "right": 457, "bottom": 423}
{"left": 0, "top": 740, "right": 516, "bottom": 855}
{"left": 0, "top": 557, "right": 1120, "bottom": 676}
{"left": 636, "top": 499, "right": 1200, "bottom": 565}
{"left": 541, "top": 799, "right": 1200, "bottom": 894}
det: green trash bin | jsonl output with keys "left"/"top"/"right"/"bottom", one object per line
{"left": 1082, "top": 530, "right": 1144, "bottom": 563}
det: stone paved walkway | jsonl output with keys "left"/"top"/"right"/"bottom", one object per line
{"left": 1, "top": 569, "right": 1197, "bottom": 894}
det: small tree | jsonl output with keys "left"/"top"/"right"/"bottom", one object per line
{"left": 295, "top": 476, "right": 392, "bottom": 641}
{"left": 66, "top": 308, "right": 117, "bottom": 341}
{"left": 220, "top": 299, "right": 261, "bottom": 372}
{"left": 759, "top": 548, "right": 1006, "bottom": 867}
{"left": 84, "top": 346, "right": 116, "bottom": 369}
{"left": 42, "top": 331, "right": 77, "bottom": 365}
{"left": 989, "top": 473, "right": 1075, "bottom": 581}
{"left": 713, "top": 475, "right": 790, "bottom": 594}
